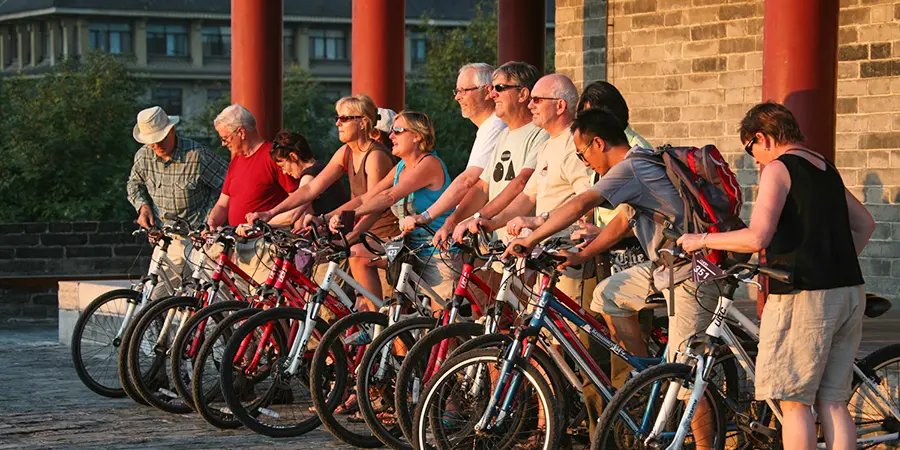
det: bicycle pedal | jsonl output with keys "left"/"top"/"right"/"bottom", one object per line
{"left": 749, "top": 421, "right": 777, "bottom": 439}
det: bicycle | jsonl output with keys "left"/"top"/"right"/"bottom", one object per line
{"left": 592, "top": 230, "right": 900, "bottom": 450}
{"left": 71, "top": 217, "right": 195, "bottom": 398}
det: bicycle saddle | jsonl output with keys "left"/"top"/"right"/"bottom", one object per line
{"left": 865, "top": 293, "right": 891, "bottom": 318}
{"left": 645, "top": 292, "right": 666, "bottom": 305}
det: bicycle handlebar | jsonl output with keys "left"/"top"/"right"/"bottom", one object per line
{"left": 660, "top": 228, "right": 791, "bottom": 284}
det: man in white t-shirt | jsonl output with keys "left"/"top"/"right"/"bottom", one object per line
{"left": 448, "top": 61, "right": 550, "bottom": 244}
{"left": 400, "top": 63, "right": 507, "bottom": 239}
{"left": 462, "top": 74, "right": 604, "bottom": 436}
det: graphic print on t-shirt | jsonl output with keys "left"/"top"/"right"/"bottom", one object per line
{"left": 494, "top": 150, "right": 517, "bottom": 182}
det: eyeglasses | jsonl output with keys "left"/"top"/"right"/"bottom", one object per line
{"left": 391, "top": 127, "right": 409, "bottom": 135}
{"left": 743, "top": 136, "right": 757, "bottom": 157}
{"left": 335, "top": 115, "right": 363, "bottom": 124}
{"left": 221, "top": 128, "right": 241, "bottom": 147}
{"left": 531, "top": 96, "right": 560, "bottom": 104}
{"left": 453, "top": 86, "right": 482, "bottom": 96}
{"left": 576, "top": 140, "right": 593, "bottom": 163}
{"left": 492, "top": 84, "right": 523, "bottom": 93}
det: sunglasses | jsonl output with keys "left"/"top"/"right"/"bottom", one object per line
{"left": 743, "top": 136, "right": 757, "bottom": 157}
{"left": 575, "top": 140, "right": 592, "bottom": 163}
{"left": 335, "top": 115, "right": 363, "bottom": 124}
{"left": 492, "top": 84, "right": 523, "bottom": 93}
{"left": 452, "top": 86, "right": 482, "bottom": 96}
{"left": 391, "top": 127, "right": 409, "bottom": 134}
{"left": 531, "top": 96, "right": 560, "bottom": 104}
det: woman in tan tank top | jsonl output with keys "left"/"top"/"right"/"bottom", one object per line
{"left": 245, "top": 94, "right": 396, "bottom": 310}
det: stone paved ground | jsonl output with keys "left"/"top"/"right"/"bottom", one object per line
{"left": 1, "top": 311, "right": 898, "bottom": 449}
{"left": 0, "top": 322, "right": 354, "bottom": 450}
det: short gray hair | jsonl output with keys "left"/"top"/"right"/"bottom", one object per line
{"left": 459, "top": 63, "right": 494, "bottom": 87}
{"left": 214, "top": 104, "right": 257, "bottom": 132}
{"left": 548, "top": 74, "right": 579, "bottom": 115}
{"left": 492, "top": 61, "right": 541, "bottom": 91}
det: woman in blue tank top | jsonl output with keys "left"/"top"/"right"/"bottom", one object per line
{"left": 325, "top": 110, "right": 457, "bottom": 308}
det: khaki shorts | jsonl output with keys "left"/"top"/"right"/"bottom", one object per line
{"left": 755, "top": 285, "right": 864, "bottom": 405}
{"left": 591, "top": 261, "right": 720, "bottom": 363}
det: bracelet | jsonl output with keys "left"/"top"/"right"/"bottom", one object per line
{"left": 421, "top": 210, "right": 433, "bottom": 224}
{"left": 700, "top": 232, "right": 709, "bottom": 248}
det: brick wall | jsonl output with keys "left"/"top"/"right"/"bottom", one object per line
{"left": 556, "top": 0, "right": 609, "bottom": 90}
{"left": 0, "top": 222, "right": 150, "bottom": 320}
{"left": 558, "top": 0, "right": 900, "bottom": 303}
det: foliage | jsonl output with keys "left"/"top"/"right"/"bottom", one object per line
{"left": 0, "top": 52, "right": 145, "bottom": 221}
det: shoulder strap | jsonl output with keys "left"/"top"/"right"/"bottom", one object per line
{"left": 342, "top": 145, "right": 351, "bottom": 174}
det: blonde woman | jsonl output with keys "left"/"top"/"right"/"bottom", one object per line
{"left": 326, "top": 110, "right": 457, "bottom": 309}
{"left": 246, "top": 94, "right": 397, "bottom": 302}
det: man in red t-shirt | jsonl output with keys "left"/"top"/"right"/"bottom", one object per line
{"left": 206, "top": 104, "right": 299, "bottom": 281}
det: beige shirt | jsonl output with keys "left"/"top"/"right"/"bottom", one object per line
{"left": 479, "top": 122, "right": 549, "bottom": 200}
{"left": 523, "top": 128, "right": 594, "bottom": 216}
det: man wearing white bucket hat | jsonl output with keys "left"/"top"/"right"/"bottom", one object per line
{"left": 127, "top": 105, "right": 228, "bottom": 297}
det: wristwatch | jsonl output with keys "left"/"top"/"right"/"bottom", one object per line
{"left": 421, "top": 210, "right": 433, "bottom": 224}
{"left": 539, "top": 211, "right": 550, "bottom": 221}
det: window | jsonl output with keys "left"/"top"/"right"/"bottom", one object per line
{"left": 147, "top": 24, "right": 188, "bottom": 57}
{"left": 152, "top": 87, "right": 183, "bottom": 116}
{"left": 89, "top": 23, "right": 132, "bottom": 55}
{"left": 283, "top": 28, "right": 294, "bottom": 61}
{"left": 202, "top": 26, "right": 230, "bottom": 58}
{"left": 411, "top": 33, "right": 427, "bottom": 65}
{"left": 310, "top": 29, "right": 346, "bottom": 61}
{"left": 207, "top": 88, "right": 229, "bottom": 103}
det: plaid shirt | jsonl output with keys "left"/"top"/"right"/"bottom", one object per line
{"left": 127, "top": 136, "right": 228, "bottom": 226}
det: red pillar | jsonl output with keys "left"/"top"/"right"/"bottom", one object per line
{"left": 758, "top": 0, "right": 839, "bottom": 316}
{"left": 351, "top": 0, "right": 405, "bottom": 112}
{"left": 762, "top": 0, "right": 840, "bottom": 162}
{"left": 498, "top": 0, "right": 546, "bottom": 71}
{"left": 231, "top": 0, "right": 283, "bottom": 141}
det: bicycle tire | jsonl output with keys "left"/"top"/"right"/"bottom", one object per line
{"left": 192, "top": 307, "right": 262, "bottom": 429}
{"left": 117, "top": 295, "right": 172, "bottom": 406}
{"left": 169, "top": 300, "right": 250, "bottom": 411}
{"left": 70, "top": 288, "right": 141, "bottom": 398}
{"left": 127, "top": 295, "right": 202, "bottom": 414}
{"left": 412, "top": 348, "right": 560, "bottom": 450}
{"left": 310, "top": 311, "right": 387, "bottom": 448}
{"left": 592, "top": 362, "right": 727, "bottom": 450}
{"left": 847, "top": 342, "right": 900, "bottom": 449}
{"left": 357, "top": 316, "right": 439, "bottom": 449}
{"left": 394, "top": 322, "right": 484, "bottom": 445}
{"left": 220, "top": 307, "right": 335, "bottom": 438}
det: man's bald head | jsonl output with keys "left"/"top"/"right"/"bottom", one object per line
{"left": 529, "top": 74, "right": 579, "bottom": 131}
{"left": 542, "top": 74, "right": 578, "bottom": 116}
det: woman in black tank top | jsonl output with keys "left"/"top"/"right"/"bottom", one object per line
{"left": 269, "top": 130, "right": 349, "bottom": 220}
{"left": 677, "top": 102, "right": 875, "bottom": 450}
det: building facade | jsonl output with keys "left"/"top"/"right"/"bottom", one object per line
{"left": 0, "top": 0, "right": 555, "bottom": 120}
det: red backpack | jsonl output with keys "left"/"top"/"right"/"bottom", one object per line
{"left": 633, "top": 144, "right": 746, "bottom": 264}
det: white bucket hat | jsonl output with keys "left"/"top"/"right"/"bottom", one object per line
{"left": 375, "top": 108, "right": 397, "bottom": 133}
{"left": 133, "top": 106, "right": 180, "bottom": 144}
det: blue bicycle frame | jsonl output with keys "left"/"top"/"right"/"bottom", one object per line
{"left": 474, "top": 273, "right": 662, "bottom": 434}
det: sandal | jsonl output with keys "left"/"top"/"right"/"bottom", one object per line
{"left": 334, "top": 394, "right": 359, "bottom": 415}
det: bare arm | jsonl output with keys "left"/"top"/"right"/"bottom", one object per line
{"left": 357, "top": 158, "right": 443, "bottom": 218}
{"left": 508, "top": 189, "right": 605, "bottom": 254}
{"left": 265, "top": 148, "right": 347, "bottom": 217}
{"left": 845, "top": 189, "right": 875, "bottom": 255}
{"left": 424, "top": 166, "right": 484, "bottom": 219}
{"left": 485, "top": 193, "right": 537, "bottom": 232}
{"left": 577, "top": 210, "right": 632, "bottom": 258}
{"left": 479, "top": 168, "right": 535, "bottom": 218}
{"left": 269, "top": 175, "right": 314, "bottom": 227}
{"left": 445, "top": 179, "right": 489, "bottom": 226}
{"left": 206, "top": 193, "right": 231, "bottom": 228}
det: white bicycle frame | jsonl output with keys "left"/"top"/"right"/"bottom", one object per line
{"left": 115, "top": 237, "right": 184, "bottom": 341}
{"left": 649, "top": 294, "right": 900, "bottom": 449}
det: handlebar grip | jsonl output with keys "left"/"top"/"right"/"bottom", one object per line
{"left": 663, "top": 228, "right": 681, "bottom": 241}
{"left": 513, "top": 244, "right": 526, "bottom": 255}
{"left": 759, "top": 267, "right": 792, "bottom": 284}
{"left": 360, "top": 232, "right": 386, "bottom": 256}
{"left": 163, "top": 212, "right": 179, "bottom": 221}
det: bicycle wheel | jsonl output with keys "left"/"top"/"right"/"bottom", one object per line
{"left": 395, "top": 322, "right": 484, "bottom": 445}
{"left": 310, "top": 311, "right": 387, "bottom": 448}
{"left": 117, "top": 296, "right": 169, "bottom": 406}
{"left": 220, "top": 307, "right": 335, "bottom": 438}
{"left": 847, "top": 342, "right": 900, "bottom": 449}
{"left": 592, "top": 362, "right": 726, "bottom": 450}
{"left": 71, "top": 288, "right": 140, "bottom": 398}
{"left": 357, "top": 316, "right": 439, "bottom": 449}
{"left": 192, "top": 308, "right": 262, "bottom": 429}
{"left": 169, "top": 300, "right": 249, "bottom": 411}
{"left": 127, "top": 295, "right": 201, "bottom": 414}
{"left": 413, "top": 347, "right": 560, "bottom": 450}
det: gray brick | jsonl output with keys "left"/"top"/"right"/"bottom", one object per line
{"left": 859, "top": 257, "right": 891, "bottom": 276}
{"left": 23, "top": 223, "right": 47, "bottom": 233}
{"left": 0, "top": 235, "right": 39, "bottom": 246}
{"left": 72, "top": 222, "right": 99, "bottom": 233}
{"left": 0, "top": 248, "right": 14, "bottom": 259}
{"left": 20, "top": 305, "right": 49, "bottom": 317}
{"left": 891, "top": 260, "right": 900, "bottom": 278}
{"left": 31, "top": 294, "right": 58, "bottom": 306}
{"left": 871, "top": 222, "right": 893, "bottom": 240}
{"left": 48, "top": 222, "right": 72, "bottom": 233}
{"left": 0, "top": 260, "right": 47, "bottom": 274}
{"left": 15, "top": 247, "right": 64, "bottom": 259}
{"left": 0, "top": 224, "right": 24, "bottom": 234}
{"left": 0, "top": 292, "right": 30, "bottom": 304}
{"left": 66, "top": 246, "right": 112, "bottom": 259}
{"left": 88, "top": 233, "right": 132, "bottom": 245}
{"left": 45, "top": 258, "right": 94, "bottom": 274}
{"left": 97, "top": 221, "right": 123, "bottom": 233}
{"left": 93, "top": 258, "right": 140, "bottom": 273}
{"left": 114, "top": 245, "right": 149, "bottom": 257}
{"left": 862, "top": 240, "right": 900, "bottom": 258}
{"left": 41, "top": 234, "right": 88, "bottom": 246}
{"left": 866, "top": 204, "right": 900, "bottom": 222}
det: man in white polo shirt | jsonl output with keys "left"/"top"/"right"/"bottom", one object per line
{"left": 400, "top": 62, "right": 506, "bottom": 239}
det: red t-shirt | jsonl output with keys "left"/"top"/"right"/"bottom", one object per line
{"left": 222, "top": 142, "right": 300, "bottom": 226}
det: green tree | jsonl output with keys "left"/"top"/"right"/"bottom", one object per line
{"left": 0, "top": 52, "right": 145, "bottom": 221}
